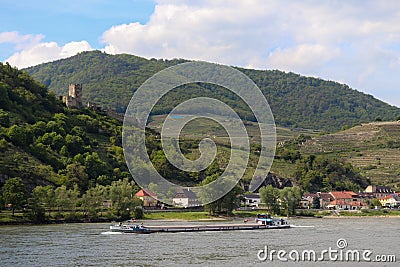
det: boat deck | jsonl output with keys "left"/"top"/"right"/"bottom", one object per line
{"left": 146, "top": 223, "right": 290, "bottom": 233}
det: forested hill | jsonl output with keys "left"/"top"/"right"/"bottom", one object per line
{"left": 0, "top": 62, "right": 132, "bottom": 192}
{"left": 26, "top": 50, "right": 400, "bottom": 131}
{"left": 0, "top": 62, "right": 228, "bottom": 193}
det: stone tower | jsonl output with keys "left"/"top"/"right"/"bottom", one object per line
{"left": 65, "top": 84, "right": 83, "bottom": 108}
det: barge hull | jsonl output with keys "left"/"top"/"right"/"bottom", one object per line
{"left": 146, "top": 223, "right": 290, "bottom": 233}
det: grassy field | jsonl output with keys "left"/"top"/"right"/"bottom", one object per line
{"left": 0, "top": 211, "right": 25, "bottom": 223}
{"left": 320, "top": 209, "right": 400, "bottom": 217}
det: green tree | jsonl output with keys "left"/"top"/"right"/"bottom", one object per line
{"left": 281, "top": 149, "right": 301, "bottom": 163}
{"left": 55, "top": 184, "right": 80, "bottom": 212}
{"left": 151, "top": 150, "right": 172, "bottom": 178}
{"left": 280, "top": 186, "right": 302, "bottom": 216}
{"left": 84, "top": 152, "right": 107, "bottom": 180}
{"left": 0, "top": 109, "right": 10, "bottom": 127}
{"left": 301, "top": 170, "right": 324, "bottom": 193}
{"left": 134, "top": 206, "right": 144, "bottom": 219}
{"left": 295, "top": 156, "right": 368, "bottom": 192}
{"left": 0, "top": 82, "right": 11, "bottom": 110}
{"left": 371, "top": 198, "right": 382, "bottom": 209}
{"left": 198, "top": 173, "right": 222, "bottom": 215}
{"left": 1, "top": 177, "right": 27, "bottom": 215}
{"left": 32, "top": 185, "right": 55, "bottom": 217}
{"left": 82, "top": 184, "right": 106, "bottom": 219}
{"left": 65, "top": 163, "right": 89, "bottom": 190}
{"left": 220, "top": 185, "right": 243, "bottom": 215}
{"left": 7, "top": 125, "right": 32, "bottom": 147}
{"left": 65, "top": 134, "right": 84, "bottom": 156}
{"left": 259, "top": 185, "right": 280, "bottom": 214}
{"left": 31, "top": 121, "right": 46, "bottom": 137}
{"left": 60, "top": 145, "right": 69, "bottom": 157}
{"left": 109, "top": 178, "right": 141, "bottom": 220}
{"left": 25, "top": 197, "right": 46, "bottom": 223}
{"left": 198, "top": 173, "right": 242, "bottom": 215}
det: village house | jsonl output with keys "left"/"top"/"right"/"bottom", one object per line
{"left": 243, "top": 193, "right": 262, "bottom": 208}
{"left": 365, "top": 185, "right": 394, "bottom": 198}
{"left": 357, "top": 191, "right": 374, "bottom": 200}
{"left": 326, "top": 191, "right": 367, "bottom": 210}
{"left": 299, "top": 193, "right": 317, "bottom": 209}
{"left": 379, "top": 194, "right": 400, "bottom": 208}
{"left": 172, "top": 188, "right": 201, "bottom": 208}
{"left": 135, "top": 189, "right": 158, "bottom": 207}
{"left": 317, "top": 192, "right": 333, "bottom": 209}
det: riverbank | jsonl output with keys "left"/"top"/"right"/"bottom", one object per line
{"left": 1, "top": 209, "right": 400, "bottom": 225}
{"left": 0, "top": 210, "right": 236, "bottom": 225}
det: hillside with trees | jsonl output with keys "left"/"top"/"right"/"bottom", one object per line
{"left": 0, "top": 62, "right": 151, "bottom": 221}
{"left": 0, "top": 62, "right": 240, "bottom": 221}
{"left": 26, "top": 50, "right": 400, "bottom": 132}
{"left": 0, "top": 62, "right": 133, "bottom": 191}
{"left": 1, "top": 54, "right": 399, "bottom": 222}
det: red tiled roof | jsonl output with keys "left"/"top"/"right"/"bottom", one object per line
{"left": 344, "top": 191, "right": 358, "bottom": 197}
{"left": 328, "top": 200, "right": 367, "bottom": 207}
{"left": 330, "top": 191, "right": 355, "bottom": 200}
{"left": 379, "top": 195, "right": 394, "bottom": 200}
{"left": 135, "top": 189, "right": 156, "bottom": 197}
{"left": 328, "top": 199, "right": 347, "bottom": 206}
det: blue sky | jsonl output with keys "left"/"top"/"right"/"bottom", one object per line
{"left": 0, "top": 0, "right": 155, "bottom": 57}
{"left": 1, "top": 0, "right": 400, "bottom": 107}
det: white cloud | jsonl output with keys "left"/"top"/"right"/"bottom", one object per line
{"left": 5, "top": 40, "right": 93, "bottom": 68}
{"left": 266, "top": 44, "right": 341, "bottom": 73}
{"left": 101, "top": 1, "right": 286, "bottom": 66}
{"left": 0, "top": 31, "right": 44, "bottom": 50}
{"left": 100, "top": 1, "right": 400, "bottom": 69}
{"left": 2, "top": 1, "right": 400, "bottom": 105}
{"left": 100, "top": 0, "right": 400, "bottom": 105}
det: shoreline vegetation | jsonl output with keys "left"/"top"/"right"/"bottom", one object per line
{"left": 1, "top": 209, "right": 399, "bottom": 226}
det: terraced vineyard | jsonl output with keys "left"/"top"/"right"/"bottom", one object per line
{"left": 146, "top": 115, "right": 318, "bottom": 184}
{"left": 147, "top": 115, "right": 400, "bottom": 188}
{"left": 301, "top": 121, "right": 400, "bottom": 187}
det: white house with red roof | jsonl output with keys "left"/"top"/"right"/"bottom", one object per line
{"left": 135, "top": 189, "right": 158, "bottom": 207}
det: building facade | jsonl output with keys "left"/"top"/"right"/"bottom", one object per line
{"left": 172, "top": 188, "right": 201, "bottom": 208}
{"left": 135, "top": 189, "right": 158, "bottom": 207}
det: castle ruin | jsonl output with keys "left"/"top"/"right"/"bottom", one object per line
{"left": 65, "top": 84, "right": 83, "bottom": 108}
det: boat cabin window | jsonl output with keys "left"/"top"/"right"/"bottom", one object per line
{"left": 256, "top": 214, "right": 271, "bottom": 219}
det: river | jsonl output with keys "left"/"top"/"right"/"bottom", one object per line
{"left": 0, "top": 217, "right": 399, "bottom": 266}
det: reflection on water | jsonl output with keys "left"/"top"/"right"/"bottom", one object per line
{"left": 0, "top": 218, "right": 399, "bottom": 266}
